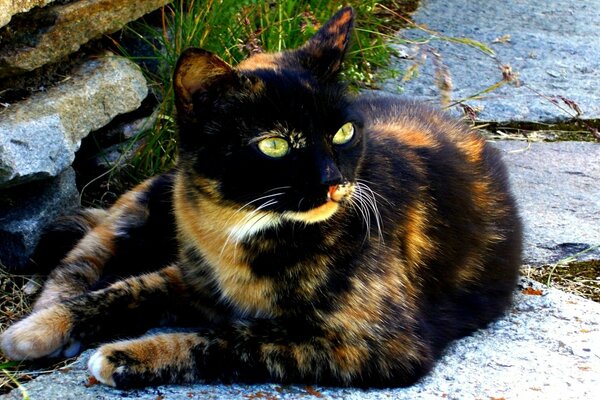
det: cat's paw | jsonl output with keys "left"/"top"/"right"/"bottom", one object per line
{"left": 87, "top": 341, "right": 154, "bottom": 388}
{"left": 87, "top": 347, "right": 122, "bottom": 387}
{"left": 87, "top": 334, "right": 198, "bottom": 388}
{"left": 0, "top": 305, "right": 73, "bottom": 360}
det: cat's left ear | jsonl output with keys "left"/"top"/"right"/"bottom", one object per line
{"left": 296, "top": 6, "right": 354, "bottom": 81}
{"left": 173, "top": 48, "right": 236, "bottom": 116}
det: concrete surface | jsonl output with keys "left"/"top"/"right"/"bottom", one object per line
{"left": 384, "top": 0, "right": 600, "bottom": 122}
{"left": 492, "top": 141, "right": 600, "bottom": 264}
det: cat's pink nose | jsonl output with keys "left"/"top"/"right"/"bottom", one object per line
{"left": 328, "top": 185, "right": 340, "bottom": 201}
{"left": 327, "top": 185, "right": 338, "bottom": 200}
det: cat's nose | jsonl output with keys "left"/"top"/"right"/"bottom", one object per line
{"left": 321, "top": 161, "right": 344, "bottom": 186}
{"left": 319, "top": 159, "right": 343, "bottom": 186}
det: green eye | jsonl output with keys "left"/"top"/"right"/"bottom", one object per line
{"left": 257, "top": 137, "right": 290, "bottom": 158}
{"left": 332, "top": 122, "right": 354, "bottom": 145}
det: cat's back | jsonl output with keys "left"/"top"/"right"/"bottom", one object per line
{"left": 353, "top": 93, "right": 522, "bottom": 312}
{"left": 355, "top": 93, "right": 510, "bottom": 192}
{"left": 356, "top": 94, "right": 486, "bottom": 156}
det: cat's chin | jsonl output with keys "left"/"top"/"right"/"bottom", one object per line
{"left": 283, "top": 200, "right": 340, "bottom": 224}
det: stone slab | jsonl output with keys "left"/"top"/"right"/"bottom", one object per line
{"left": 0, "top": 167, "right": 78, "bottom": 270}
{"left": 0, "top": 54, "right": 147, "bottom": 187}
{"left": 384, "top": 0, "right": 600, "bottom": 122}
{"left": 0, "top": 0, "right": 56, "bottom": 29}
{"left": 492, "top": 141, "right": 600, "bottom": 264}
{"left": 2, "top": 279, "right": 598, "bottom": 399}
{"left": 0, "top": 0, "right": 170, "bottom": 77}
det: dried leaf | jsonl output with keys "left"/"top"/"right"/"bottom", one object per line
{"left": 492, "top": 34, "right": 511, "bottom": 43}
{"left": 500, "top": 64, "right": 520, "bottom": 85}
{"left": 556, "top": 95, "right": 583, "bottom": 117}
{"left": 521, "top": 287, "right": 543, "bottom": 296}
{"left": 458, "top": 103, "right": 479, "bottom": 122}
{"left": 305, "top": 385, "right": 324, "bottom": 397}
{"left": 85, "top": 376, "right": 99, "bottom": 387}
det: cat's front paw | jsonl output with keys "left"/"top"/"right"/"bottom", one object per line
{"left": 0, "top": 305, "right": 73, "bottom": 360}
{"left": 87, "top": 347, "right": 123, "bottom": 387}
{"left": 88, "top": 334, "right": 199, "bottom": 388}
{"left": 87, "top": 341, "right": 155, "bottom": 388}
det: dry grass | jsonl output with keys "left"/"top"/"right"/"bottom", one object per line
{"left": 523, "top": 260, "right": 600, "bottom": 303}
{"left": 0, "top": 268, "right": 35, "bottom": 394}
{"left": 0, "top": 269, "right": 75, "bottom": 396}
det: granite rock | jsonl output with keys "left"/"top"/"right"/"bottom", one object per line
{"left": 0, "top": 0, "right": 56, "bottom": 29}
{"left": 0, "top": 167, "right": 78, "bottom": 270}
{"left": 0, "top": 54, "right": 147, "bottom": 187}
{"left": 0, "top": 0, "right": 170, "bottom": 77}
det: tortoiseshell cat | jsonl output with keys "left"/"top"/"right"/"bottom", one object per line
{"left": 1, "top": 8, "right": 521, "bottom": 388}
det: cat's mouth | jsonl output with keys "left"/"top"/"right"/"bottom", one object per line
{"left": 284, "top": 183, "right": 354, "bottom": 224}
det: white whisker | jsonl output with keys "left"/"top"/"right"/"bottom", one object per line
{"left": 351, "top": 186, "right": 369, "bottom": 236}
{"left": 221, "top": 191, "right": 286, "bottom": 232}
{"left": 265, "top": 186, "right": 292, "bottom": 193}
{"left": 352, "top": 181, "right": 385, "bottom": 244}
{"left": 219, "top": 199, "right": 279, "bottom": 259}
{"left": 349, "top": 193, "right": 371, "bottom": 243}
{"left": 356, "top": 178, "right": 393, "bottom": 205}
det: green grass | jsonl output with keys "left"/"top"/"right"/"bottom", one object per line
{"left": 112, "top": 0, "right": 416, "bottom": 181}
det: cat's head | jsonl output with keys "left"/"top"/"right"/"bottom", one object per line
{"left": 174, "top": 7, "right": 364, "bottom": 227}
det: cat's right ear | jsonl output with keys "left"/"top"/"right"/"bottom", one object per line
{"left": 173, "top": 48, "right": 235, "bottom": 117}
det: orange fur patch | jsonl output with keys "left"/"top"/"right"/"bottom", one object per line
{"left": 376, "top": 123, "right": 438, "bottom": 149}
{"left": 456, "top": 135, "right": 486, "bottom": 165}
{"left": 402, "top": 201, "right": 435, "bottom": 267}
{"left": 237, "top": 53, "right": 282, "bottom": 72}
{"left": 327, "top": 9, "right": 352, "bottom": 40}
{"left": 332, "top": 342, "right": 368, "bottom": 378}
{"left": 0, "top": 305, "right": 72, "bottom": 360}
{"left": 285, "top": 201, "right": 339, "bottom": 224}
{"left": 174, "top": 176, "right": 277, "bottom": 317}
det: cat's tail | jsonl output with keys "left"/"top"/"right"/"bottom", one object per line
{"left": 28, "top": 208, "right": 110, "bottom": 274}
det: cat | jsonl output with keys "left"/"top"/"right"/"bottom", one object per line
{"left": 0, "top": 7, "right": 522, "bottom": 389}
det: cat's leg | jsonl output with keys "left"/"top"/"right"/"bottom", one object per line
{"left": 0, "top": 265, "right": 186, "bottom": 360}
{"left": 32, "top": 173, "right": 175, "bottom": 311}
{"left": 87, "top": 318, "right": 433, "bottom": 388}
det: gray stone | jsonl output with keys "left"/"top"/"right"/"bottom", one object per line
{"left": 0, "top": 54, "right": 147, "bottom": 187}
{"left": 2, "top": 279, "right": 598, "bottom": 399}
{"left": 0, "top": 0, "right": 56, "bottom": 29}
{"left": 0, "top": 0, "right": 170, "bottom": 77}
{"left": 0, "top": 167, "right": 78, "bottom": 270}
{"left": 384, "top": 0, "right": 600, "bottom": 122}
{"left": 90, "top": 107, "right": 157, "bottom": 169}
{"left": 492, "top": 141, "right": 600, "bottom": 264}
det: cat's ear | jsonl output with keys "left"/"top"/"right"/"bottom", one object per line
{"left": 296, "top": 6, "right": 354, "bottom": 81}
{"left": 173, "top": 48, "right": 236, "bottom": 116}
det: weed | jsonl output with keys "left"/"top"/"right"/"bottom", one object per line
{"left": 522, "top": 244, "right": 600, "bottom": 303}
{"left": 0, "top": 268, "right": 34, "bottom": 395}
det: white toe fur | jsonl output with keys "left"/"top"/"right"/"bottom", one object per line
{"left": 88, "top": 350, "right": 116, "bottom": 387}
{"left": 0, "top": 306, "right": 72, "bottom": 360}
